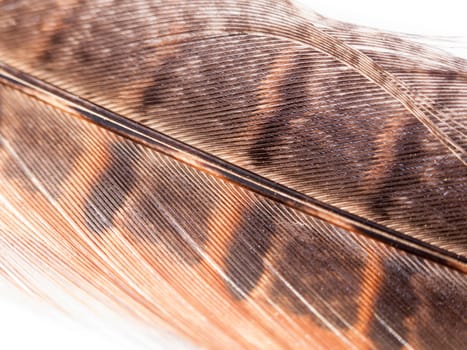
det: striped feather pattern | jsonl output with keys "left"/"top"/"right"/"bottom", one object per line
{"left": 0, "top": 1, "right": 466, "bottom": 349}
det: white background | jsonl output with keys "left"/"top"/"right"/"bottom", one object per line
{"left": 1, "top": 1, "right": 465, "bottom": 349}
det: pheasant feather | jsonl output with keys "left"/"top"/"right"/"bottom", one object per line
{"left": 0, "top": 1, "right": 465, "bottom": 349}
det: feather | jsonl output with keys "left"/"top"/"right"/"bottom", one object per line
{"left": 0, "top": 1, "right": 466, "bottom": 349}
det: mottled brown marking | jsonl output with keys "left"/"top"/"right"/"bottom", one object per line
{"left": 367, "top": 257, "right": 419, "bottom": 349}
{"left": 249, "top": 51, "right": 306, "bottom": 166}
{"left": 224, "top": 201, "right": 275, "bottom": 298}
{"left": 269, "top": 233, "right": 365, "bottom": 329}
{"left": 84, "top": 142, "right": 139, "bottom": 234}
{"left": 0, "top": 87, "right": 84, "bottom": 198}
{"left": 408, "top": 272, "right": 467, "bottom": 349}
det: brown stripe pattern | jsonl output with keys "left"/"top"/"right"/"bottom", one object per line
{"left": 0, "top": 1, "right": 466, "bottom": 349}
